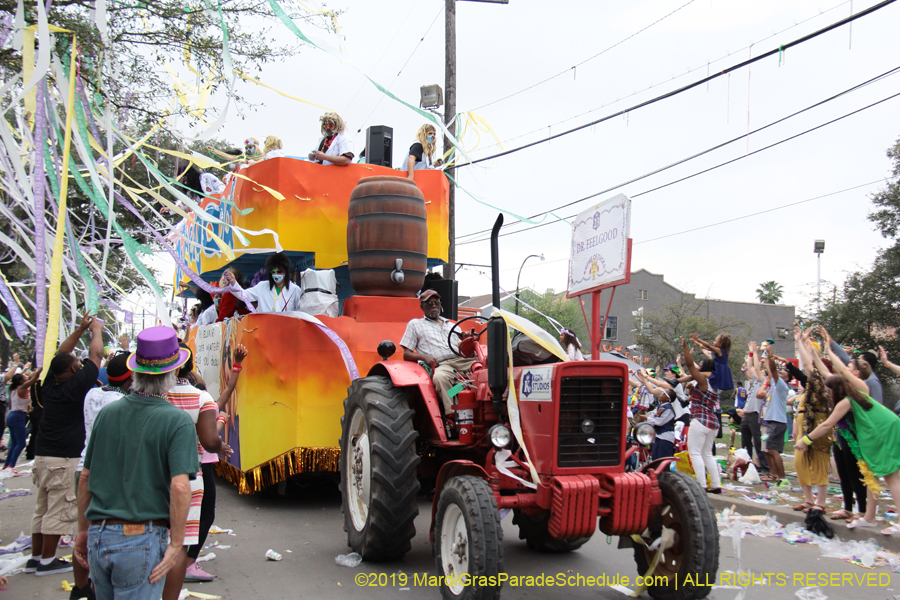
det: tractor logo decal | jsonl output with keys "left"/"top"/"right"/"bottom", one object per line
{"left": 520, "top": 367, "right": 553, "bottom": 401}
{"left": 522, "top": 372, "right": 534, "bottom": 397}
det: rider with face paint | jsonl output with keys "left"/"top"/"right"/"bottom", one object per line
{"left": 406, "top": 124, "right": 437, "bottom": 181}
{"left": 237, "top": 252, "right": 303, "bottom": 313}
{"left": 309, "top": 112, "right": 355, "bottom": 166}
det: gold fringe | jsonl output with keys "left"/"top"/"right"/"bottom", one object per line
{"left": 214, "top": 447, "right": 341, "bottom": 495}
{"left": 858, "top": 459, "right": 886, "bottom": 493}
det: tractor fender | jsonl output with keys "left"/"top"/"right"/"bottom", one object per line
{"left": 367, "top": 361, "right": 447, "bottom": 442}
{"left": 429, "top": 460, "right": 491, "bottom": 543}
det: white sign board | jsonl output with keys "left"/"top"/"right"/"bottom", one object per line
{"left": 519, "top": 367, "right": 554, "bottom": 401}
{"left": 194, "top": 324, "right": 223, "bottom": 394}
{"left": 568, "top": 194, "right": 631, "bottom": 296}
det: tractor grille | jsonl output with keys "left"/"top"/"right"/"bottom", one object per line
{"left": 557, "top": 377, "right": 623, "bottom": 467}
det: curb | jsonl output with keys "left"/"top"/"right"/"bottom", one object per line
{"left": 708, "top": 494, "right": 900, "bottom": 554}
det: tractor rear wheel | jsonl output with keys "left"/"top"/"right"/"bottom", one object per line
{"left": 512, "top": 510, "right": 591, "bottom": 553}
{"left": 433, "top": 476, "right": 504, "bottom": 600}
{"left": 340, "top": 376, "right": 421, "bottom": 561}
{"left": 632, "top": 471, "right": 718, "bottom": 600}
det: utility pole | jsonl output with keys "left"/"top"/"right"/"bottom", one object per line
{"left": 442, "top": 0, "right": 456, "bottom": 280}
{"left": 441, "top": 0, "right": 508, "bottom": 281}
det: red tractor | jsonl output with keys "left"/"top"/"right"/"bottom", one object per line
{"left": 339, "top": 216, "right": 718, "bottom": 600}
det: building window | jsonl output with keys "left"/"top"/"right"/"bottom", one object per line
{"left": 605, "top": 316, "right": 618, "bottom": 341}
{"left": 638, "top": 290, "right": 648, "bottom": 300}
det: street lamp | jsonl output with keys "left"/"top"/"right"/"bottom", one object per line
{"left": 814, "top": 240, "right": 825, "bottom": 313}
{"left": 515, "top": 254, "right": 544, "bottom": 315}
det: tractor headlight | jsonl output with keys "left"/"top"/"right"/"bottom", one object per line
{"left": 489, "top": 425, "right": 512, "bottom": 448}
{"left": 635, "top": 423, "right": 656, "bottom": 446}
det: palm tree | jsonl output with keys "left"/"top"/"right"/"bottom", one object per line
{"left": 756, "top": 281, "right": 784, "bottom": 304}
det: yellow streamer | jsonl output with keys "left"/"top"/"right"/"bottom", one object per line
{"left": 235, "top": 70, "right": 335, "bottom": 112}
{"left": 23, "top": 28, "right": 35, "bottom": 128}
{"left": 42, "top": 34, "right": 79, "bottom": 381}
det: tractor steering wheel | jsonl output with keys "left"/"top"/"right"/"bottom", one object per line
{"left": 448, "top": 315, "right": 489, "bottom": 358}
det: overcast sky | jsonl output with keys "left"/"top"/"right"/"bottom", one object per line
{"left": 164, "top": 0, "right": 900, "bottom": 315}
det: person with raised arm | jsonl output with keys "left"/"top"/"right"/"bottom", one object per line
{"left": 27, "top": 314, "right": 104, "bottom": 583}
{"left": 789, "top": 328, "right": 833, "bottom": 515}
{"left": 798, "top": 338, "right": 900, "bottom": 533}
{"left": 680, "top": 337, "right": 722, "bottom": 494}
{"left": 817, "top": 325, "right": 882, "bottom": 404}
{"left": 690, "top": 333, "right": 734, "bottom": 391}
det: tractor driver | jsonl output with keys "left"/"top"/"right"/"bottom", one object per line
{"left": 400, "top": 290, "right": 476, "bottom": 418}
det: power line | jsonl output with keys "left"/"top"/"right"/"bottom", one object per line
{"left": 456, "top": 178, "right": 886, "bottom": 283}
{"left": 457, "top": 65, "right": 900, "bottom": 242}
{"left": 456, "top": 89, "right": 900, "bottom": 245}
{"left": 634, "top": 179, "right": 886, "bottom": 245}
{"left": 341, "top": 0, "right": 426, "bottom": 117}
{"left": 473, "top": 0, "right": 854, "bottom": 153}
{"left": 457, "top": 0, "right": 897, "bottom": 168}
{"left": 353, "top": 3, "right": 445, "bottom": 138}
{"left": 472, "top": 0, "right": 697, "bottom": 112}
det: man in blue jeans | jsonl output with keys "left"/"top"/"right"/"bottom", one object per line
{"left": 74, "top": 326, "right": 198, "bottom": 599}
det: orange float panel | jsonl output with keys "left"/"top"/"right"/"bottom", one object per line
{"left": 174, "top": 160, "right": 449, "bottom": 289}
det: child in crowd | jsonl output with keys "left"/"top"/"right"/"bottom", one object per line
{"left": 645, "top": 388, "right": 678, "bottom": 460}
{"left": 691, "top": 333, "right": 734, "bottom": 391}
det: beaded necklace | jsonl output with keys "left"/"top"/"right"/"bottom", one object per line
{"left": 132, "top": 390, "right": 168, "bottom": 401}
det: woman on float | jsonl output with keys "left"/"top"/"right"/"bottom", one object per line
{"left": 798, "top": 338, "right": 900, "bottom": 533}
{"left": 406, "top": 124, "right": 437, "bottom": 181}
{"left": 232, "top": 252, "right": 302, "bottom": 313}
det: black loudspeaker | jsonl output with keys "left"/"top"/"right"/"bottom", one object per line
{"left": 365, "top": 125, "right": 393, "bottom": 167}
{"left": 424, "top": 279, "right": 457, "bottom": 321}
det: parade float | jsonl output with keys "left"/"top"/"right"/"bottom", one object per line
{"left": 175, "top": 158, "right": 451, "bottom": 494}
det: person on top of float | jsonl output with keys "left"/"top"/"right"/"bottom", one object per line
{"left": 406, "top": 124, "right": 437, "bottom": 180}
{"left": 249, "top": 136, "right": 286, "bottom": 165}
{"left": 308, "top": 112, "right": 355, "bottom": 166}
{"left": 207, "top": 137, "right": 262, "bottom": 163}
{"left": 229, "top": 252, "right": 302, "bottom": 313}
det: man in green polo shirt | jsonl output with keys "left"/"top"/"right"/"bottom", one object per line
{"left": 74, "top": 326, "right": 199, "bottom": 599}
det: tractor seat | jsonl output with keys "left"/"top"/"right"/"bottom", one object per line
{"left": 511, "top": 332, "right": 562, "bottom": 367}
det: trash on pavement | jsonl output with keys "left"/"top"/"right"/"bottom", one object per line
{"left": 335, "top": 552, "right": 362, "bottom": 567}
{"left": 265, "top": 549, "right": 283, "bottom": 561}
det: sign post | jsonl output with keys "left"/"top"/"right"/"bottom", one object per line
{"left": 566, "top": 194, "right": 633, "bottom": 358}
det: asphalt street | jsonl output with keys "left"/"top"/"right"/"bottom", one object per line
{"left": 1, "top": 468, "right": 894, "bottom": 600}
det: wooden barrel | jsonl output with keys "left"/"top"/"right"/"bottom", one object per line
{"left": 347, "top": 176, "right": 427, "bottom": 297}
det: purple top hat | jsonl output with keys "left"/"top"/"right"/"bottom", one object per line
{"left": 127, "top": 326, "right": 191, "bottom": 374}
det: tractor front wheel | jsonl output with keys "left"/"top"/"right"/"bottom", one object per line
{"left": 433, "top": 476, "right": 504, "bottom": 600}
{"left": 340, "top": 376, "right": 421, "bottom": 561}
{"left": 632, "top": 470, "right": 719, "bottom": 600}
{"left": 512, "top": 509, "right": 591, "bottom": 553}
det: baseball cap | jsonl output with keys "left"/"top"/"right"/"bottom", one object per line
{"left": 419, "top": 289, "right": 441, "bottom": 302}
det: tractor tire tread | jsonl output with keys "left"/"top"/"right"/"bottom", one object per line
{"left": 634, "top": 470, "right": 718, "bottom": 600}
{"left": 435, "top": 476, "right": 504, "bottom": 600}
{"left": 340, "top": 376, "right": 421, "bottom": 561}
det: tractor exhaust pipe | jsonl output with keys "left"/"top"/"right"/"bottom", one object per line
{"left": 487, "top": 214, "right": 508, "bottom": 404}
{"left": 490, "top": 214, "right": 503, "bottom": 308}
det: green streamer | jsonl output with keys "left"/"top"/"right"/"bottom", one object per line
{"left": 444, "top": 172, "right": 571, "bottom": 227}
{"left": 0, "top": 314, "right": 11, "bottom": 327}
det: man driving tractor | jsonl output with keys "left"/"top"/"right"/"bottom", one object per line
{"left": 399, "top": 290, "right": 475, "bottom": 418}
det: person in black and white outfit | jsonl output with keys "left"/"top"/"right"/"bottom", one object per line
{"left": 234, "top": 253, "right": 302, "bottom": 313}
{"left": 406, "top": 124, "right": 437, "bottom": 181}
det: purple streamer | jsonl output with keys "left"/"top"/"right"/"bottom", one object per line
{"left": 0, "top": 276, "right": 28, "bottom": 339}
{"left": 313, "top": 322, "right": 359, "bottom": 380}
{"left": 33, "top": 80, "right": 49, "bottom": 365}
